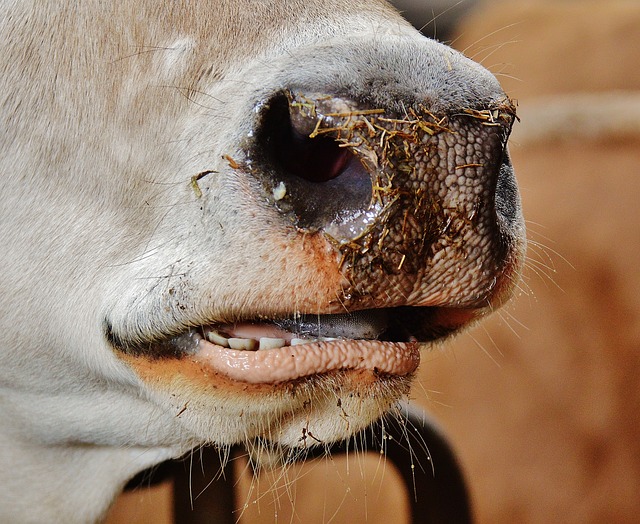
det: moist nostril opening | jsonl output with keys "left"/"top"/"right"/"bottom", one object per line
{"left": 253, "top": 93, "right": 373, "bottom": 230}
{"left": 277, "top": 124, "right": 353, "bottom": 183}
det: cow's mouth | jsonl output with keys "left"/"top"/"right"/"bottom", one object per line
{"left": 108, "top": 306, "right": 479, "bottom": 385}
{"left": 108, "top": 91, "right": 521, "bottom": 391}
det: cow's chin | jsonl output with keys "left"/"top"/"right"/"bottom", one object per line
{"left": 118, "top": 346, "right": 414, "bottom": 456}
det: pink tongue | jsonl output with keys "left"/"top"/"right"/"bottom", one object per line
{"left": 194, "top": 338, "right": 420, "bottom": 384}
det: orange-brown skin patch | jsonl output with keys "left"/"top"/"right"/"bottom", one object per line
{"left": 119, "top": 351, "right": 409, "bottom": 397}
{"left": 120, "top": 352, "right": 279, "bottom": 396}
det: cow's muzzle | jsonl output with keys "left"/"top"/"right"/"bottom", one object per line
{"left": 251, "top": 90, "right": 521, "bottom": 312}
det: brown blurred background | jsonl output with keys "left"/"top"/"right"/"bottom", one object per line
{"left": 107, "top": 1, "right": 640, "bottom": 522}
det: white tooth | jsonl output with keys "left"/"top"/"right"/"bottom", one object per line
{"left": 207, "top": 331, "right": 230, "bottom": 348}
{"left": 291, "top": 338, "right": 315, "bottom": 346}
{"left": 318, "top": 337, "right": 339, "bottom": 342}
{"left": 258, "top": 338, "right": 286, "bottom": 350}
{"left": 228, "top": 338, "right": 258, "bottom": 351}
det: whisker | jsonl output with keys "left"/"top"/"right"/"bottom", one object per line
{"left": 460, "top": 21, "right": 523, "bottom": 57}
{"left": 467, "top": 330, "right": 502, "bottom": 368}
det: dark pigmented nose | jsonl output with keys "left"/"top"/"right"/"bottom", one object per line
{"left": 253, "top": 90, "right": 518, "bottom": 308}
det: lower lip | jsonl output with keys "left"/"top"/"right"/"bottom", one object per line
{"left": 193, "top": 338, "right": 420, "bottom": 384}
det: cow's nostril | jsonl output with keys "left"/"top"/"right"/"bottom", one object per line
{"left": 276, "top": 124, "right": 352, "bottom": 184}
{"left": 254, "top": 93, "right": 373, "bottom": 231}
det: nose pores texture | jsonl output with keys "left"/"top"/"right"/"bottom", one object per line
{"left": 254, "top": 88, "right": 518, "bottom": 311}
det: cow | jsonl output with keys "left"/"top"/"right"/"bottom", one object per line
{"left": 0, "top": 1, "right": 525, "bottom": 522}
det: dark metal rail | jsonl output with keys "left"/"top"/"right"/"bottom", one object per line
{"left": 128, "top": 403, "right": 473, "bottom": 523}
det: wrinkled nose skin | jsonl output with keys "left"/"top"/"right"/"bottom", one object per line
{"left": 243, "top": 37, "right": 524, "bottom": 331}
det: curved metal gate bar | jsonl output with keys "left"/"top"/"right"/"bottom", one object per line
{"left": 167, "top": 403, "right": 472, "bottom": 523}
{"left": 126, "top": 403, "right": 472, "bottom": 523}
